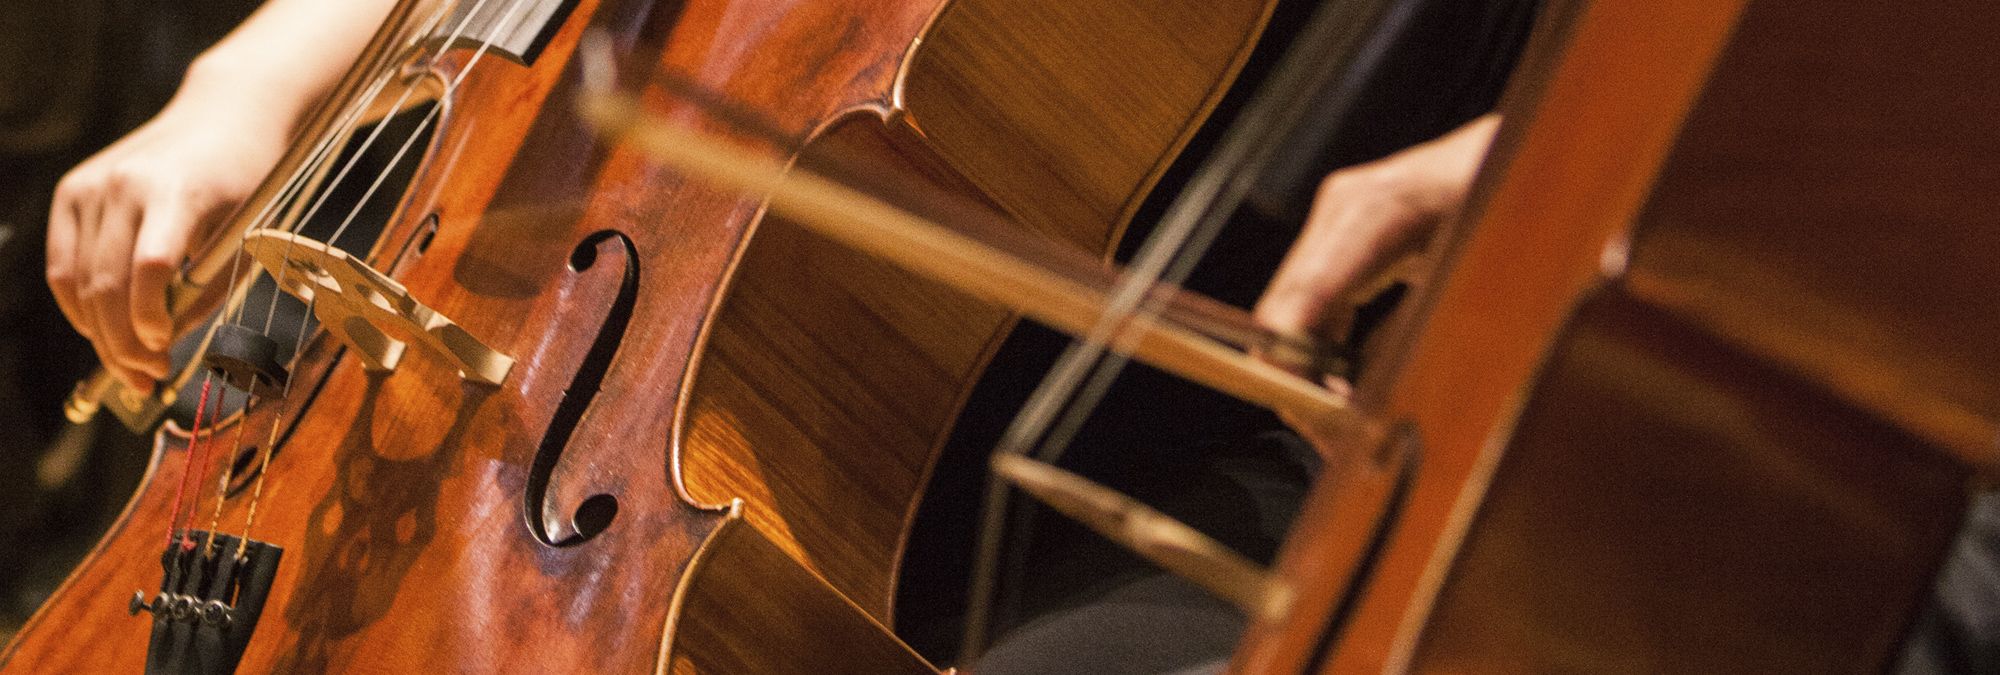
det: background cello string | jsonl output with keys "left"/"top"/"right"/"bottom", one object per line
{"left": 579, "top": 85, "right": 1355, "bottom": 427}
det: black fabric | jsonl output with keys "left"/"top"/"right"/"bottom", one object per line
{"left": 974, "top": 433, "right": 1318, "bottom": 675}
{"left": 973, "top": 575, "right": 1242, "bottom": 675}
{"left": 888, "top": 0, "right": 1544, "bottom": 669}
{"left": 1898, "top": 491, "right": 2000, "bottom": 674}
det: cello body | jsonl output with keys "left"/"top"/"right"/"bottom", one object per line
{"left": 3, "top": 0, "right": 1277, "bottom": 671}
{"left": 1236, "top": 0, "right": 1998, "bottom": 671}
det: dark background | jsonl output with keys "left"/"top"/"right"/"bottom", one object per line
{"left": 0, "top": 0, "right": 262, "bottom": 640}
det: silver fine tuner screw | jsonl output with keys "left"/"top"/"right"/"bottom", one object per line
{"left": 169, "top": 594, "right": 197, "bottom": 622}
{"left": 200, "top": 600, "right": 234, "bottom": 628}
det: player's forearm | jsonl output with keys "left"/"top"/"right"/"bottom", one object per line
{"left": 177, "top": 0, "right": 399, "bottom": 136}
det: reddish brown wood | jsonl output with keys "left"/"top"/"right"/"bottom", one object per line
{"left": 4, "top": 0, "right": 1279, "bottom": 671}
{"left": 1236, "top": 0, "right": 1994, "bottom": 671}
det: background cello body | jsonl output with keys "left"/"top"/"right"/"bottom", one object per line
{"left": 3, "top": 0, "right": 1276, "bottom": 671}
{"left": 1237, "top": 0, "right": 1998, "bottom": 671}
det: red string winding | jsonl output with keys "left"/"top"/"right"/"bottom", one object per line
{"left": 164, "top": 378, "right": 214, "bottom": 549}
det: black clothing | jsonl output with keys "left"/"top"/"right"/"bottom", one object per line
{"left": 894, "top": 0, "right": 1542, "bottom": 670}
{"left": 1899, "top": 492, "right": 2000, "bottom": 674}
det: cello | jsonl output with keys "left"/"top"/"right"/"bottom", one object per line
{"left": 598, "top": 0, "right": 2000, "bottom": 671}
{"left": 7, "top": 0, "right": 1288, "bottom": 671}
{"left": 1230, "top": 0, "right": 1999, "bottom": 670}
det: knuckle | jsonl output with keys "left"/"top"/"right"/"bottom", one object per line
{"left": 147, "top": 172, "right": 193, "bottom": 200}
{"left": 45, "top": 266, "right": 76, "bottom": 289}
{"left": 133, "top": 250, "right": 178, "bottom": 274}
{"left": 1315, "top": 171, "right": 1351, "bottom": 198}
{"left": 80, "top": 276, "right": 124, "bottom": 303}
{"left": 54, "top": 170, "right": 97, "bottom": 198}
{"left": 107, "top": 159, "right": 163, "bottom": 192}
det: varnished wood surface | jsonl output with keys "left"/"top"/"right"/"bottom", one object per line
{"left": 1238, "top": 3, "right": 1754, "bottom": 671}
{"left": 668, "top": 508, "right": 935, "bottom": 673}
{"left": 1237, "top": 0, "right": 1988, "bottom": 671}
{"left": 7, "top": 0, "right": 1283, "bottom": 671}
{"left": 1418, "top": 294, "right": 1964, "bottom": 671}
{"left": 1620, "top": 0, "right": 2000, "bottom": 469}
{"left": 7, "top": 0, "right": 942, "bottom": 670}
{"left": 900, "top": 1, "right": 1279, "bottom": 249}
{"left": 1412, "top": 0, "right": 2000, "bottom": 667}
{"left": 677, "top": 0, "right": 1277, "bottom": 623}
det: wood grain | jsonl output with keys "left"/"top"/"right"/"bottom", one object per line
{"left": 7, "top": 0, "right": 1282, "bottom": 672}
{"left": 677, "top": 0, "right": 1277, "bottom": 625}
{"left": 1235, "top": 0, "right": 1987, "bottom": 670}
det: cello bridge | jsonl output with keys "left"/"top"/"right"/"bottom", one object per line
{"left": 239, "top": 230, "right": 514, "bottom": 385}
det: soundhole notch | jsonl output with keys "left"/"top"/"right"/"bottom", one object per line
{"left": 525, "top": 230, "right": 639, "bottom": 547}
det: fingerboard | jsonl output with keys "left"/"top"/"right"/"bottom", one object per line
{"left": 433, "top": 0, "right": 581, "bottom": 65}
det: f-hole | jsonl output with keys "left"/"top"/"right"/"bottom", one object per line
{"left": 524, "top": 230, "right": 638, "bottom": 547}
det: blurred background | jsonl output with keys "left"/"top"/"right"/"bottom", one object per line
{"left": 0, "top": 1, "right": 260, "bottom": 641}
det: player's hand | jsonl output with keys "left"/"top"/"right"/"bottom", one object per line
{"left": 1255, "top": 114, "right": 1500, "bottom": 374}
{"left": 46, "top": 75, "right": 292, "bottom": 395}
{"left": 1255, "top": 115, "right": 1499, "bottom": 453}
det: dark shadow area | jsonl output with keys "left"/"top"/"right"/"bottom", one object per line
{"left": 893, "top": 0, "right": 1539, "bottom": 663}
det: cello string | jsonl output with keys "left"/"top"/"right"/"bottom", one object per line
{"left": 995, "top": 91, "right": 1292, "bottom": 468}
{"left": 1002, "top": 0, "right": 1420, "bottom": 471}
{"left": 235, "top": 371, "right": 296, "bottom": 557}
{"left": 177, "top": 376, "right": 228, "bottom": 541}
{"left": 957, "top": 0, "right": 1397, "bottom": 654}
{"left": 161, "top": 375, "right": 216, "bottom": 547}
{"left": 204, "top": 411, "right": 253, "bottom": 556}
{"left": 250, "top": 67, "right": 432, "bottom": 333}
{"left": 321, "top": 0, "right": 548, "bottom": 254}
{"left": 224, "top": 66, "right": 400, "bottom": 326}
{"left": 220, "top": 0, "right": 466, "bottom": 330}
{"left": 995, "top": 0, "right": 1405, "bottom": 469}
{"left": 225, "top": 66, "right": 398, "bottom": 331}
{"left": 167, "top": 2, "right": 465, "bottom": 556}
{"left": 259, "top": 0, "right": 505, "bottom": 334}
{"left": 954, "top": 202, "right": 1267, "bottom": 657}
{"left": 272, "top": 0, "right": 535, "bottom": 363}
{"left": 246, "top": 0, "right": 494, "bottom": 293}
{"left": 239, "top": 0, "right": 540, "bottom": 555}
{"left": 168, "top": 0, "right": 504, "bottom": 554}
{"left": 953, "top": 104, "right": 1257, "bottom": 673}
{"left": 286, "top": 0, "right": 547, "bottom": 367}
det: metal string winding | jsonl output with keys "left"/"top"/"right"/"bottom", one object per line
{"left": 239, "top": 0, "right": 543, "bottom": 555}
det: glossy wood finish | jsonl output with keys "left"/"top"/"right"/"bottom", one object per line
{"left": 12, "top": 0, "right": 939, "bottom": 670}
{"left": 670, "top": 509, "right": 933, "bottom": 673}
{"left": 1231, "top": 4, "right": 1753, "bottom": 670}
{"left": 1236, "top": 0, "right": 1992, "bottom": 671}
{"left": 7, "top": 0, "right": 1279, "bottom": 671}
{"left": 1417, "top": 296, "right": 1965, "bottom": 671}
{"left": 1619, "top": 0, "right": 2000, "bottom": 467}
{"left": 1416, "top": 0, "right": 2000, "bottom": 667}
{"left": 678, "top": 0, "right": 1276, "bottom": 622}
